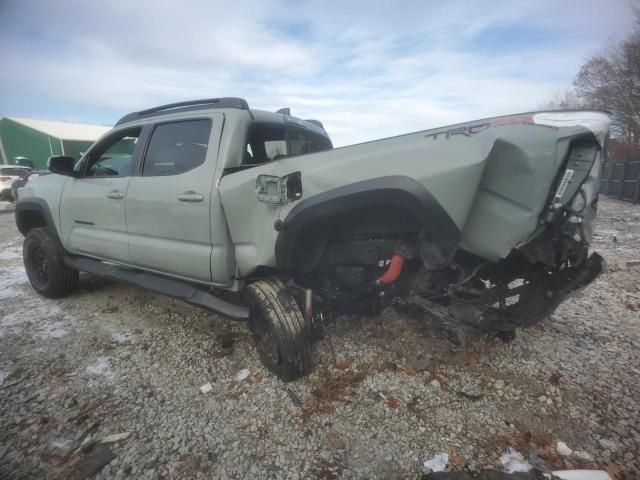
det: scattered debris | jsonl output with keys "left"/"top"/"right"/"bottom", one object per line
{"left": 100, "top": 432, "right": 131, "bottom": 443}
{"left": 72, "top": 443, "right": 116, "bottom": 480}
{"left": 217, "top": 332, "right": 237, "bottom": 356}
{"left": 286, "top": 387, "right": 303, "bottom": 408}
{"left": 335, "top": 359, "right": 351, "bottom": 370}
{"left": 180, "top": 455, "right": 202, "bottom": 475}
{"left": 573, "top": 450, "right": 593, "bottom": 461}
{"left": 408, "top": 356, "right": 430, "bottom": 371}
{"left": 234, "top": 369, "right": 251, "bottom": 381}
{"left": 549, "top": 372, "right": 561, "bottom": 385}
{"left": 575, "top": 338, "right": 589, "bottom": 349}
{"left": 199, "top": 383, "right": 213, "bottom": 394}
{"left": 556, "top": 441, "right": 572, "bottom": 457}
{"left": 499, "top": 448, "right": 533, "bottom": 473}
{"left": 551, "top": 470, "right": 611, "bottom": 480}
{"left": 384, "top": 396, "right": 400, "bottom": 408}
{"left": 626, "top": 260, "right": 640, "bottom": 268}
{"left": 422, "top": 471, "right": 610, "bottom": 479}
{"left": 302, "top": 367, "right": 369, "bottom": 417}
{"left": 423, "top": 453, "right": 449, "bottom": 472}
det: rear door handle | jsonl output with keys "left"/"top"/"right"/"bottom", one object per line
{"left": 106, "top": 190, "right": 124, "bottom": 199}
{"left": 177, "top": 191, "right": 204, "bottom": 202}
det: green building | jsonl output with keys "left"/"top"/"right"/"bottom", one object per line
{"left": 0, "top": 117, "right": 111, "bottom": 170}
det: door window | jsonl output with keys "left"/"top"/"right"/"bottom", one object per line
{"left": 142, "top": 119, "right": 212, "bottom": 176}
{"left": 85, "top": 128, "right": 141, "bottom": 177}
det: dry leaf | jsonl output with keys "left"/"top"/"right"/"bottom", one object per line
{"left": 549, "top": 371, "right": 561, "bottom": 385}
{"left": 335, "top": 359, "right": 351, "bottom": 370}
{"left": 385, "top": 396, "right": 400, "bottom": 408}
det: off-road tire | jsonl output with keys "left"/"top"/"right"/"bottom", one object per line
{"left": 23, "top": 227, "right": 78, "bottom": 298}
{"left": 246, "top": 279, "right": 313, "bottom": 381}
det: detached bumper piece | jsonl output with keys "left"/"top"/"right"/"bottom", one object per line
{"left": 462, "top": 252, "right": 606, "bottom": 333}
{"left": 406, "top": 253, "right": 605, "bottom": 342}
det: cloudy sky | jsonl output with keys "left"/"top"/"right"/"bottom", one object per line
{"left": 0, "top": 0, "right": 636, "bottom": 146}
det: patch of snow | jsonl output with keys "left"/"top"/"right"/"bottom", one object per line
{"left": 0, "top": 295, "right": 67, "bottom": 338}
{"left": 500, "top": 448, "right": 533, "bottom": 473}
{"left": 0, "top": 265, "right": 28, "bottom": 300}
{"left": 86, "top": 357, "right": 113, "bottom": 377}
{"left": 51, "top": 438, "right": 72, "bottom": 449}
{"left": 111, "top": 330, "right": 137, "bottom": 343}
{"left": 423, "top": 453, "right": 448, "bottom": 472}
{"left": 0, "top": 370, "right": 8, "bottom": 386}
{"left": 0, "top": 243, "right": 22, "bottom": 261}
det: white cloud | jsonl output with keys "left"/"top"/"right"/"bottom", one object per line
{"left": 0, "top": 0, "right": 636, "bottom": 146}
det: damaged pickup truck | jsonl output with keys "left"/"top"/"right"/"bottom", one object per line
{"left": 15, "top": 98, "right": 610, "bottom": 380}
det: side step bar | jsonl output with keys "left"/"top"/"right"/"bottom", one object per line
{"left": 64, "top": 256, "right": 249, "bottom": 320}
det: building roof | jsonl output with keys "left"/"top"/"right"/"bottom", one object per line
{"left": 4, "top": 116, "right": 111, "bottom": 142}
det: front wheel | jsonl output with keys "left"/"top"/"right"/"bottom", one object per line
{"left": 23, "top": 227, "right": 78, "bottom": 298}
{"left": 245, "top": 279, "right": 313, "bottom": 381}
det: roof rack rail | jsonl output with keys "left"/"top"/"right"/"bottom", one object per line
{"left": 115, "top": 97, "right": 250, "bottom": 126}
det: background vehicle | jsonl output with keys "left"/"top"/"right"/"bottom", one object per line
{"left": 15, "top": 98, "right": 610, "bottom": 380}
{"left": 11, "top": 171, "right": 50, "bottom": 202}
{"left": 0, "top": 166, "right": 32, "bottom": 201}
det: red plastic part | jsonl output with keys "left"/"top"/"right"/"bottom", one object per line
{"left": 376, "top": 255, "right": 405, "bottom": 285}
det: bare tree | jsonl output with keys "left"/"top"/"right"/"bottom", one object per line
{"left": 574, "top": 11, "right": 640, "bottom": 149}
{"left": 538, "top": 89, "right": 582, "bottom": 110}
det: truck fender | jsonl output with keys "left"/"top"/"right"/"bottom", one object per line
{"left": 274, "top": 175, "right": 461, "bottom": 274}
{"left": 15, "top": 198, "right": 66, "bottom": 252}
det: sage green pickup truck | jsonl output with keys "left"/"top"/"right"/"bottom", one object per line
{"left": 15, "top": 98, "right": 610, "bottom": 380}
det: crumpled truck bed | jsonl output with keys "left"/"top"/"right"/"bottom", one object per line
{"left": 220, "top": 111, "right": 610, "bottom": 275}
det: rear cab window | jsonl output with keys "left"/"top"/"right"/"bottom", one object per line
{"left": 242, "top": 123, "right": 332, "bottom": 166}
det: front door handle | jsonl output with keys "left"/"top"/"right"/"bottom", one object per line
{"left": 177, "top": 191, "right": 204, "bottom": 202}
{"left": 106, "top": 190, "right": 124, "bottom": 199}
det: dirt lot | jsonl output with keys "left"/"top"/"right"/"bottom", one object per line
{"left": 0, "top": 197, "right": 639, "bottom": 480}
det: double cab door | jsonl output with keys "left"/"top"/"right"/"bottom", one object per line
{"left": 60, "top": 114, "right": 223, "bottom": 283}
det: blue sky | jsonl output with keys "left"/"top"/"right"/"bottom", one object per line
{"left": 0, "top": 0, "right": 636, "bottom": 146}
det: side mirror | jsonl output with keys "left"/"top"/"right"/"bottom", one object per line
{"left": 48, "top": 156, "right": 77, "bottom": 177}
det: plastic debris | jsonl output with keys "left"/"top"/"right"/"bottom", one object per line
{"left": 100, "top": 432, "right": 130, "bottom": 443}
{"left": 235, "top": 369, "right": 251, "bottom": 381}
{"left": 423, "top": 453, "right": 448, "bottom": 472}
{"left": 556, "top": 441, "right": 573, "bottom": 457}
{"left": 499, "top": 448, "right": 533, "bottom": 473}
{"left": 550, "top": 470, "right": 611, "bottom": 480}
{"left": 200, "top": 382, "right": 213, "bottom": 394}
{"left": 573, "top": 450, "right": 594, "bottom": 461}
{"left": 575, "top": 338, "right": 589, "bottom": 349}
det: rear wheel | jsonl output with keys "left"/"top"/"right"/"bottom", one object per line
{"left": 245, "top": 279, "right": 313, "bottom": 381}
{"left": 23, "top": 227, "right": 78, "bottom": 298}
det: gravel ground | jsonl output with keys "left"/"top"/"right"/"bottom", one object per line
{"left": 0, "top": 197, "right": 639, "bottom": 480}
